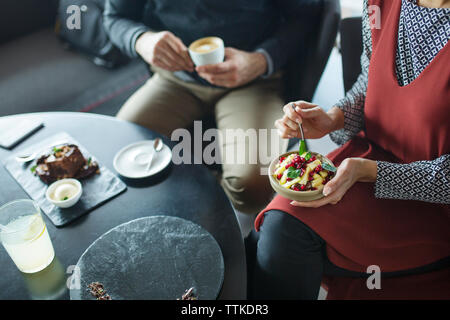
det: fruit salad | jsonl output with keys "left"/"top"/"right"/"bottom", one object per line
{"left": 273, "top": 152, "right": 336, "bottom": 192}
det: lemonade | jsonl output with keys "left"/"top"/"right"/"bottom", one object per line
{"left": 0, "top": 200, "right": 55, "bottom": 273}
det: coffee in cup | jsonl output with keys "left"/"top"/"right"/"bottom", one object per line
{"left": 188, "top": 36, "right": 225, "bottom": 66}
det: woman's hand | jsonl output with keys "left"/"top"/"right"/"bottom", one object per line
{"left": 290, "top": 158, "right": 378, "bottom": 208}
{"left": 135, "top": 31, "right": 194, "bottom": 72}
{"left": 275, "top": 102, "right": 344, "bottom": 139}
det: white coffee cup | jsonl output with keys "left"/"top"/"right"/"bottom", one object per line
{"left": 188, "top": 36, "right": 225, "bottom": 66}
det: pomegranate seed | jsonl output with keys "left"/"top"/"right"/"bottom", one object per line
{"left": 287, "top": 177, "right": 293, "bottom": 182}
{"left": 277, "top": 174, "right": 283, "bottom": 180}
{"left": 279, "top": 156, "right": 286, "bottom": 163}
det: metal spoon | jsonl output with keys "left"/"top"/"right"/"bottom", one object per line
{"left": 291, "top": 103, "right": 307, "bottom": 155}
{"left": 145, "top": 138, "right": 164, "bottom": 172}
{"left": 15, "top": 152, "right": 38, "bottom": 163}
{"left": 15, "top": 140, "right": 67, "bottom": 164}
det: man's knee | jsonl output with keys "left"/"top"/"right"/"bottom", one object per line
{"left": 221, "top": 165, "right": 273, "bottom": 214}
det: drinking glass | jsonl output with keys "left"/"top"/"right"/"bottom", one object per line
{"left": 0, "top": 199, "right": 55, "bottom": 273}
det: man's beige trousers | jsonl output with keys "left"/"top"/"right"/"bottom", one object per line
{"left": 117, "top": 67, "right": 288, "bottom": 215}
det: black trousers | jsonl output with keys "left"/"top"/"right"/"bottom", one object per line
{"left": 246, "top": 210, "right": 450, "bottom": 300}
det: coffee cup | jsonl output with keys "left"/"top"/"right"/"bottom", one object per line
{"left": 188, "top": 36, "right": 225, "bottom": 66}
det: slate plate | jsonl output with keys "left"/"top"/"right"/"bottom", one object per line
{"left": 2, "top": 132, "right": 127, "bottom": 227}
{"left": 70, "top": 216, "right": 225, "bottom": 300}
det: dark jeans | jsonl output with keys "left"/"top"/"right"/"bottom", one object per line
{"left": 246, "top": 210, "right": 450, "bottom": 300}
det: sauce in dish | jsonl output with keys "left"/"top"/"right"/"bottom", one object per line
{"left": 46, "top": 178, "right": 83, "bottom": 208}
{"left": 50, "top": 181, "right": 79, "bottom": 202}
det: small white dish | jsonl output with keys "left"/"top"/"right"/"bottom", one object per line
{"left": 46, "top": 178, "right": 83, "bottom": 208}
{"left": 113, "top": 140, "right": 172, "bottom": 179}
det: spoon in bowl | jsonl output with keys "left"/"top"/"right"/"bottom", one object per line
{"left": 145, "top": 138, "right": 164, "bottom": 172}
{"left": 291, "top": 103, "right": 307, "bottom": 155}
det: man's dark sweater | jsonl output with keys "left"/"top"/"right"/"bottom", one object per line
{"left": 104, "top": 0, "right": 322, "bottom": 83}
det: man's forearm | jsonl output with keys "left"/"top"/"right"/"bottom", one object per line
{"left": 103, "top": 0, "right": 150, "bottom": 58}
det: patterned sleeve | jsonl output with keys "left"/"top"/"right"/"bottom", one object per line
{"left": 375, "top": 155, "right": 450, "bottom": 204}
{"left": 328, "top": 0, "right": 450, "bottom": 204}
{"left": 329, "top": 0, "right": 372, "bottom": 145}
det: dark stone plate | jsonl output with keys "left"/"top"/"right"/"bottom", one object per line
{"left": 70, "top": 216, "right": 224, "bottom": 300}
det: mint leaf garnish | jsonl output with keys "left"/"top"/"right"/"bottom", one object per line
{"left": 299, "top": 140, "right": 307, "bottom": 156}
{"left": 322, "top": 162, "right": 337, "bottom": 172}
{"left": 287, "top": 167, "right": 301, "bottom": 179}
{"left": 304, "top": 152, "right": 312, "bottom": 161}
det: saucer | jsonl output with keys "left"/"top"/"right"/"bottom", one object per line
{"left": 113, "top": 140, "right": 172, "bottom": 179}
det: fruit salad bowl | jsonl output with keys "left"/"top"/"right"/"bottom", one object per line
{"left": 268, "top": 151, "right": 336, "bottom": 202}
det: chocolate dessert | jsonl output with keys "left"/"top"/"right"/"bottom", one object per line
{"left": 32, "top": 144, "right": 99, "bottom": 184}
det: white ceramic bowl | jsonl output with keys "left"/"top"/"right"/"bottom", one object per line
{"left": 46, "top": 178, "right": 83, "bottom": 208}
{"left": 268, "top": 151, "right": 335, "bottom": 202}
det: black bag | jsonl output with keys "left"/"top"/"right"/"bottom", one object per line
{"left": 57, "top": 0, "right": 128, "bottom": 68}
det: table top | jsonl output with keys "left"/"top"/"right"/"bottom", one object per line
{"left": 0, "top": 112, "right": 246, "bottom": 300}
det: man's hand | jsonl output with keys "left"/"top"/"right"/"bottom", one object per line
{"left": 196, "top": 48, "right": 268, "bottom": 88}
{"left": 135, "top": 31, "right": 194, "bottom": 72}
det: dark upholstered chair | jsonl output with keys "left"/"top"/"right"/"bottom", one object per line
{"left": 284, "top": 0, "right": 341, "bottom": 103}
{"left": 339, "top": 17, "right": 363, "bottom": 93}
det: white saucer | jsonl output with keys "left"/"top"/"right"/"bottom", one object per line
{"left": 113, "top": 140, "right": 172, "bottom": 179}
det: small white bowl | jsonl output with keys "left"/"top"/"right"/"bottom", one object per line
{"left": 46, "top": 179, "right": 83, "bottom": 209}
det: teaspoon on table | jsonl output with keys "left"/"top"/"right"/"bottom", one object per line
{"left": 145, "top": 138, "right": 164, "bottom": 172}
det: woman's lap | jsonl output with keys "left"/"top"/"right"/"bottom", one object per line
{"left": 247, "top": 209, "right": 450, "bottom": 299}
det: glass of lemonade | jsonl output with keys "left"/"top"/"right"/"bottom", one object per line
{"left": 0, "top": 199, "right": 55, "bottom": 273}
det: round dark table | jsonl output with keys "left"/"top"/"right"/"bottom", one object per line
{"left": 0, "top": 112, "right": 246, "bottom": 300}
